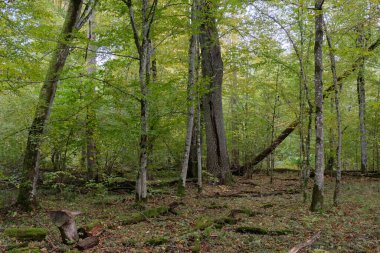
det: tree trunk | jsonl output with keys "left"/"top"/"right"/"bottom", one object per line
{"left": 230, "top": 70, "right": 240, "bottom": 169}
{"left": 196, "top": 96, "right": 203, "bottom": 191}
{"left": 126, "top": 0, "right": 158, "bottom": 202}
{"left": 199, "top": 0, "right": 230, "bottom": 183}
{"left": 326, "top": 98, "right": 335, "bottom": 173}
{"left": 269, "top": 67, "right": 280, "bottom": 184}
{"left": 180, "top": 0, "right": 198, "bottom": 188}
{"left": 324, "top": 20, "right": 343, "bottom": 206}
{"left": 86, "top": 6, "right": 97, "bottom": 181}
{"left": 16, "top": 0, "right": 83, "bottom": 211}
{"left": 310, "top": 0, "right": 325, "bottom": 212}
{"left": 356, "top": 28, "right": 368, "bottom": 174}
{"left": 188, "top": 123, "right": 198, "bottom": 178}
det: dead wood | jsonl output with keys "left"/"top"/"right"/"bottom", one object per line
{"left": 208, "top": 189, "right": 300, "bottom": 198}
{"left": 288, "top": 231, "right": 321, "bottom": 253}
{"left": 76, "top": 236, "right": 99, "bottom": 250}
{"left": 49, "top": 210, "right": 81, "bottom": 244}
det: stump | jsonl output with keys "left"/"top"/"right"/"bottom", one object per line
{"left": 49, "top": 210, "right": 81, "bottom": 244}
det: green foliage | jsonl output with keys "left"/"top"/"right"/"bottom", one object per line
{"left": 144, "top": 236, "right": 169, "bottom": 246}
{"left": 43, "top": 171, "right": 77, "bottom": 193}
{"left": 195, "top": 216, "right": 214, "bottom": 230}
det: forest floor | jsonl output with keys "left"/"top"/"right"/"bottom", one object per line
{"left": 0, "top": 171, "right": 379, "bottom": 253}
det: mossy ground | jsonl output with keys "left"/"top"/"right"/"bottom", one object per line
{"left": 0, "top": 172, "right": 379, "bottom": 252}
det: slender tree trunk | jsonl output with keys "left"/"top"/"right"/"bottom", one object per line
{"left": 126, "top": 0, "right": 158, "bottom": 202}
{"left": 310, "top": 0, "right": 325, "bottom": 212}
{"left": 196, "top": 92, "right": 203, "bottom": 191}
{"left": 180, "top": 0, "right": 198, "bottom": 188}
{"left": 324, "top": 20, "right": 342, "bottom": 206}
{"left": 230, "top": 70, "right": 239, "bottom": 169}
{"left": 375, "top": 79, "right": 380, "bottom": 171}
{"left": 86, "top": 6, "right": 97, "bottom": 181}
{"left": 16, "top": 0, "right": 83, "bottom": 211}
{"left": 326, "top": 97, "right": 335, "bottom": 174}
{"left": 356, "top": 29, "right": 368, "bottom": 174}
{"left": 199, "top": 0, "right": 230, "bottom": 183}
{"left": 269, "top": 67, "right": 280, "bottom": 184}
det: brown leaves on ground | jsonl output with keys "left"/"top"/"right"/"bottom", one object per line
{"left": 0, "top": 172, "right": 379, "bottom": 252}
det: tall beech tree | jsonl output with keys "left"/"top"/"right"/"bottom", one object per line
{"left": 124, "top": 0, "right": 158, "bottom": 202}
{"left": 356, "top": 26, "right": 368, "bottom": 174}
{"left": 16, "top": 0, "right": 93, "bottom": 210}
{"left": 324, "top": 20, "right": 342, "bottom": 206}
{"left": 85, "top": 4, "right": 97, "bottom": 181}
{"left": 199, "top": 0, "right": 230, "bottom": 183}
{"left": 180, "top": 0, "right": 198, "bottom": 189}
{"left": 310, "top": 0, "right": 325, "bottom": 212}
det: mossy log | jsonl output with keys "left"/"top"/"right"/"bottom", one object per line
{"left": 228, "top": 209, "right": 261, "bottom": 218}
{"left": 214, "top": 217, "right": 238, "bottom": 228}
{"left": 235, "top": 226, "right": 291, "bottom": 235}
{"left": 8, "top": 247, "right": 41, "bottom": 253}
{"left": 121, "top": 206, "right": 170, "bottom": 225}
{"left": 4, "top": 227, "right": 48, "bottom": 241}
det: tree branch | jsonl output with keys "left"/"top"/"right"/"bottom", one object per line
{"left": 123, "top": 0, "right": 141, "bottom": 55}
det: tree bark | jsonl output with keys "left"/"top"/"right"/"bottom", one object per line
{"left": 269, "top": 67, "right": 280, "bottom": 184}
{"left": 86, "top": 6, "right": 97, "bottom": 181}
{"left": 125, "top": 0, "right": 158, "bottom": 202}
{"left": 199, "top": 0, "right": 230, "bottom": 183}
{"left": 16, "top": 0, "right": 83, "bottom": 211}
{"left": 310, "top": 0, "right": 325, "bottom": 212}
{"left": 356, "top": 28, "right": 368, "bottom": 174}
{"left": 230, "top": 69, "right": 240, "bottom": 169}
{"left": 324, "top": 20, "right": 342, "bottom": 206}
{"left": 180, "top": 0, "right": 198, "bottom": 188}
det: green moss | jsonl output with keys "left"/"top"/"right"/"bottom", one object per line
{"left": 8, "top": 247, "right": 41, "bottom": 253}
{"left": 195, "top": 216, "right": 213, "bottom": 230}
{"left": 144, "top": 237, "right": 168, "bottom": 246}
{"left": 176, "top": 183, "right": 186, "bottom": 197}
{"left": 191, "top": 239, "right": 201, "bottom": 253}
{"left": 4, "top": 227, "right": 48, "bottom": 241}
{"left": 214, "top": 217, "right": 238, "bottom": 228}
{"left": 121, "top": 206, "right": 170, "bottom": 225}
{"left": 122, "top": 238, "right": 136, "bottom": 247}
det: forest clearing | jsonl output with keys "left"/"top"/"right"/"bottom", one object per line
{"left": 1, "top": 0, "right": 380, "bottom": 252}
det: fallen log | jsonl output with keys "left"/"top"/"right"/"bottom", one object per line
{"left": 240, "top": 120, "right": 299, "bottom": 174}
{"left": 235, "top": 226, "right": 291, "bottom": 235}
{"left": 120, "top": 201, "right": 182, "bottom": 225}
{"left": 209, "top": 189, "right": 300, "bottom": 198}
{"left": 288, "top": 231, "right": 321, "bottom": 253}
{"left": 76, "top": 236, "right": 99, "bottom": 251}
